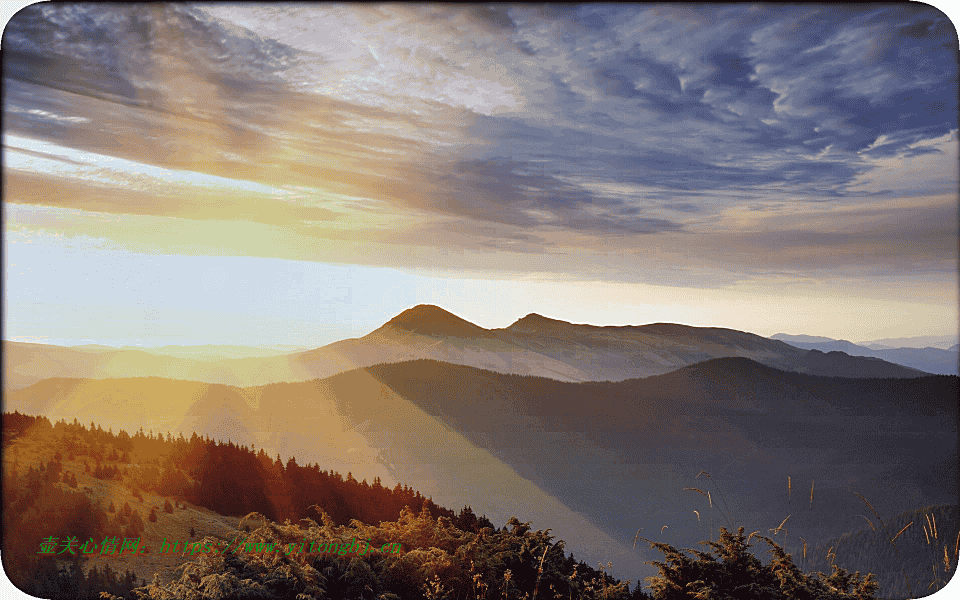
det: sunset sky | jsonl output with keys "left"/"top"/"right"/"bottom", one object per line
{"left": 3, "top": 3, "right": 958, "bottom": 347}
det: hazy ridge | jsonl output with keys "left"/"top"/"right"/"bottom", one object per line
{"left": 5, "top": 305, "right": 927, "bottom": 392}
{"left": 772, "top": 333, "right": 959, "bottom": 375}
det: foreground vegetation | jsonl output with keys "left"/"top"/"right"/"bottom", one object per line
{"left": 806, "top": 504, "right": 958, "bottom": 599}
{"left": 641, "top": 527, "right": 880, "bottom": 600}
{"left": 113, "top": 507, "right": 640, "bottom": 600}
{"left": 111, "top": 513, "right": 887, "bottom": 600}
{"left": 7, "top": 411, "right": 946, "bottom": 599}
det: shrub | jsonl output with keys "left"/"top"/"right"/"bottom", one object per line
{"left": 643, "top": 526, "right": 879, "bottom": 600}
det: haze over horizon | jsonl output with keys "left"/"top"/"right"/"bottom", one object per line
{"left": 5, "top": 302, "right": 959, "bottom": 352}
{"left": 4, "top": 3, "right": 958, "bottom": 346}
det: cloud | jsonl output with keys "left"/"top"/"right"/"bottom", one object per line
{"left": 2, "top": 3, "right": 956, "bottom": 289}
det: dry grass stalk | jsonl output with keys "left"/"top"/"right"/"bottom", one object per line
{"left": 770, "top": 515, "right": 791, "bottom": 535}
{"left": 693, "top": 510, "right": 700, "bottom": 522}
{"left": 746, "top": 530, "right": 761, "bottom": 544}
{"left": 787, "top": 476, "right": 791, "bottom": 506}
{"left": 891, "top": 521, "right": 913, "bottom": 544}
{"left": 945, "top": 545, "right": 950, "bottom": 572}
{"left": 925, "top": 513, "right": 934, "bottom": 539}
{"left": 854, "top": 492, "right": 885, "bottom": 532}
{"left": 955, "top": 530, "right": 959, "bottom": 563}
{"left": 857, "top": 515, "right": 876, "bottom": 531}
{"left": 809, "top": 480, "right": 814, "bottom": 509}
{"left": 697, "top": 470, "right": 732, "bottom": 527}
{"left": 931, "top": 513, "right": 938, "bottom": 540}
{"left": 923, "top": 524, "right": 930, "bottom": 545}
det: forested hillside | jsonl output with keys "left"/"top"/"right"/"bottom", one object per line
{"left": 2, "top": 411, "right": 493, "bottom": 599}
{"left": 3, "top": 410, "right": 894, "bottom": 599}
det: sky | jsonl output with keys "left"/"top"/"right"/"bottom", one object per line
{"left": 3, "top": 2, "right": 958, "bottom": 347}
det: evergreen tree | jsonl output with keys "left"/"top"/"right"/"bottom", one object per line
{"left": 129, "top": 509, "right": 145, "bottom": 533}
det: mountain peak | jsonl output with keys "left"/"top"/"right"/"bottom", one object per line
{"left": 380, "top": 305, "right": 488, "bottom": 338}
{"left": 506, "top": 313, "right": 573, "bottom": 333}
{"left": 517, "top": 312, "right": 559, "bottom": 323}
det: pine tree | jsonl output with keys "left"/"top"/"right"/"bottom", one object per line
{"left": 130, "top": 509, "right": 145, "bottom": 532}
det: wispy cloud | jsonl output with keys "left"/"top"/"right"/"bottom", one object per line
{"left": 3, "top": 3, "right": 956, "bottom": 288}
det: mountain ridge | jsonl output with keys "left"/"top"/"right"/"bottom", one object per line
{"left": 7, "top": 356, "right": 955, "bottom": 587}
{"left": 4, "top": 305, "right": 930, "bottom": 392}
{"left": 771, "top": 333, "right": 959, "bottom": 375}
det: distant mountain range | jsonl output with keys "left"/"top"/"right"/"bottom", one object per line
{"left": 771, "top": 333, "right": 959, "bottom": 375}
{"left": 2, "top": 340, "right": 310, "bottom": 391}
{"left": 858, "top": 334, "right": 959, "bottom": 350}
{"left": 4, "top": 305, "right": 928, "bottom": 390}
{"left": 72, "top": 343, "right": 310, "bottom": 359}
{"left": 6, "top": 357, "right": 956, "bottom": 585}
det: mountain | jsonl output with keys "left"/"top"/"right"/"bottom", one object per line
{"left": 8, "top": 358, "right": 956, "bottom": 584}
{"left": 4, "top": 306, "right": 929, "bottom": 392}
{"left": 140, "top": 344, "right": 309, "bottom": 359}
{"left": 249, "top": 306, "right": 932, "bottom": 382}
{"left": 856, "top": 334, "right": 959, "bottom": 350}
{"left": 354, "top": 358, "right": 956, "bottom": 567}
{"left": 771, "top": 334, "right": 959, "bottom": 375}
{"left": 769, "top": 333, "right": 838, "bottom": 344}
{"left": 378, "top": 304, "right": 494, "bottom": 338}
{"left": 1, "top": 341, "right": 318, "bottom": 391}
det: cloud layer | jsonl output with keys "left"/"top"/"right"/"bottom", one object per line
{"left": 3, "top": 3, "right": 957, "bottom": 286}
